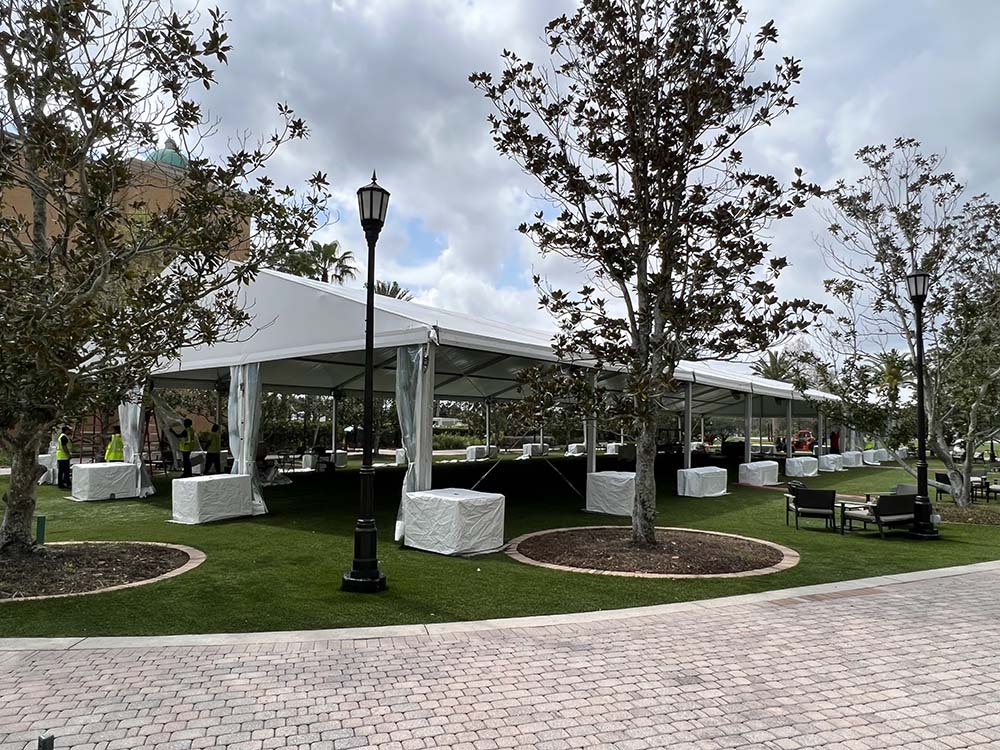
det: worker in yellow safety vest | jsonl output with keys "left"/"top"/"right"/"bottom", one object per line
{"left": 55, "top": 425, "right": 73, "bottom": 489}
{"left": 204, "top": 423, "right": 223, "bottom": 474}
{"left": 170, "top": 418, "right": 196, "bottom": 477}
{"left": 105, "top": 425, "right": 125, "bottom": 462}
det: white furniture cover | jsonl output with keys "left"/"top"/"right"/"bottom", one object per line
{"left": 785, "top": 456, "right": 819, "bottom": 478}
{"left": 567, "top": 443, "right": 587, "bottom": 456}
{"left": 523, "top": 443, "right": 545, "bottom": 457}
{"left": 842, "top": 451, "right": 863, "bottom": 468}
{"left": 586, "top": 471, "right": 635, "bottom": 516}
{"left": 401, "top": 488, "right": 505, "bottom": 555}
{"left": 875, "top": 448, "right": 891, "bottom": 462}
{"left": 676, "top": 466, "right": 728, "bottom": 497}
{"left": 466, "top": 445, "right": 488, "bottom": 460}
{"left": 395, "top": 448, "right": 408, "bottom": 466}
{"left": 738, "top": 460, "right": 779, "bottom": 486}
{"left": 71, "top": 463, "right": 139, "bottom": 501}
{"left": 172, "top": 474, "right": 253, "bottom": 525}
{"left": 606, "top": 442, "right": 623, "bottom": 455}
{"left": 863, "top": 449, "right": 880, "bottom": 465}
{"left": 895, "top": 446, "right": 909, "bottom": 459}
{"left": 818, "top": 454, "right": 845, "bottom": 472}
{"left": 37, "top": 453, "right": 56, "bottom": 485}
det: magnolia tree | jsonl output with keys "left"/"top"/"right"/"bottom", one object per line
{"left": 472, "top": 0, "right": 823, "bottom": 545}
{"left": 0, "top": 0, "right": 328, "bottom": 554}
{"left": 805, "top": 139, "right": 1000, "bottom": 505}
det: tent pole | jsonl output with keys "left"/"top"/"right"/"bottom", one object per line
{"left": 786, "top": 398, "right": 794, "bottom": 458}
{"left": 818, "top": 411, "right": 826, "bottom": 456}
{"left": 485, "top": 398, "right": 491, "bottom": 452}
{"left": 683, "top": 382, "right": 692, "bottom": 469}
{"left": 744, "top": 393, "right": 753, "bottom": 464}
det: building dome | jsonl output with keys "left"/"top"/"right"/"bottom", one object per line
{"left": 147, "top": 137, "right": 187, "bottom": 168}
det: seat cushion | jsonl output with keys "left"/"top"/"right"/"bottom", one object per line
{"left": 789, "top": 504, "right": 833, "bottom": 516}
{"left": 879, "top": 514, "right": 915, "bottom": 524}
{"left": 844, "top": 509, "right": 874, "bottom": 521}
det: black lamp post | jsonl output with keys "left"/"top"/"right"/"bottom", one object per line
{"left": 342, "top": 172, "right": 390, "bottom": 592}
{"left": 906, "top": 269, "right": 940, "bottom": 540}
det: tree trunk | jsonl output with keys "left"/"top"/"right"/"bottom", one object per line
{"left": 0, "top": 436, "right": 43, "bottom": 556}
{"left": 633, "top": 414, "right": 657, "bottom": 546}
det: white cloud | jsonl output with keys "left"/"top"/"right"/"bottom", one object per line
{"left": 192, "top": 0, "right": 1000, "bottom": 334}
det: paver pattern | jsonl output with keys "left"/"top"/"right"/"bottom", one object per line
{"left": 3, "top": 570, "right": 1000, "bottom": 749}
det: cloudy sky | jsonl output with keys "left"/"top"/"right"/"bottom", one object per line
{"left": 193, "top": 0, "right": 1000, "bottom": 333}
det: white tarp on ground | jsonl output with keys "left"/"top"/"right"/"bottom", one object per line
{"left": 394, "top": 342, "right": 436, "bottom": 542}
{"left": 586, "top": 471, "right": 635, "bottom": 516}
{"left": 119, "top": 389, "right": 155, "bottom": 497}
{"left": 785, "top": 457, "right": 819, "bottom": 478}
{"left": 229, "top": 363, "right": 267, "bottom": 515}
{"left": 863, "top": 449, "right": 881, "bottom": 465}
{"left": 401, "top": 488, "right": 505, "bottom": 555}
{"left": 172, "top": 474, "right": 252, "bottom": 524}
{"left": 676, "top": 466, "right": 728, "bottom": 497}
{"left": 818, "top": 454, "right": 845, "bottom": 472}
{"left": 71, "top": 463, "right": 138, "bottom": 501}
{"left": 739, "top": 461, "right": 780, "bottom": 486}
{"left": 842, "top": 451, "right": 863, "bottom": 468}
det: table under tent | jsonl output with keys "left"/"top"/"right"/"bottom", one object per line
{"left": 146, "top": 268, "right": 840, "bottom": 537}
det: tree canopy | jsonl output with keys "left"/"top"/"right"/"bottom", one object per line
{"left": 472, "top": 0, "right": 822, "bottom": 543}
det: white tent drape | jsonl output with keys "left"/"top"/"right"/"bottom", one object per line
{"left": 150, "top": 391, "right": 203, "bottom": 469}
{"left": 394, "top": 340, "right": 436, "bottom": 542}
{"left": 229, "top": 363, "right": 267, "bottom": 515}
{"left": 119, "top": 388, "right": 155, "bottom": 497}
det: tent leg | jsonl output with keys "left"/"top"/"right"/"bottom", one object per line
{"left": 683, "top": 382, "right": 692, "bottom": 469}
{"left": 786, "top": 398, "right": 794, "bottom": 458}
{"left": 744, "top": 394, "right": 753, "bottom": 464}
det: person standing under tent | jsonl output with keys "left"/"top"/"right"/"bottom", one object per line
{"left": 55, "top": 425, "right": 73, "bottom": 489}
{"left": 105, "top": 425, "right": 124, "bottom": 462}
{"left": 204, "top": 423, "right": 223, "bottom": 474}
{"left": 171, "top": 418, "right": 196, "bottom": 477}
{"left": 830, "top": 430, "right": 841, "bottom": 454}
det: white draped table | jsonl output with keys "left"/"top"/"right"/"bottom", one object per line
{"left": 586, "top": 471, "right": 635, "bottom": 516}
{"left": 676, "top": 466, "right": 728, "bottom": 497}
{"left": 401, "top": 488, "right": 505, "bottom": 556}
{"left": 71, "top": 462, "right": 138, "bottom": 501}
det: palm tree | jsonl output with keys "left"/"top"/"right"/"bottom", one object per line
{"left": 309, "top": 240, "right": 357, "bottom": 284}
{"left": 751, "top": 350, "right": 794, "bottom": 381}
{"left": 373, "top": 279, "right": 413, "bottom": 301}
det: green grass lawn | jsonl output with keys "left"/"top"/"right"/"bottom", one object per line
{"left": 1, "top": 458, "right": 998, "bottom": 638}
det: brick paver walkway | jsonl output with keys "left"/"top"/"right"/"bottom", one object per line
{"left": 3, "top": 570, "right": 1000, "bottom": 749}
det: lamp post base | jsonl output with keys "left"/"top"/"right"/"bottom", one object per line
{"left": 909, "top": 497, "right": 940, "bottom": 540}
{"left": 341, "top": 571, "right": 387, "bottom": 593}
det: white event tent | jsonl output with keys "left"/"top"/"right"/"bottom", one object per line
{"left": 150, "top": 269, "right": 838, "bottom": 513}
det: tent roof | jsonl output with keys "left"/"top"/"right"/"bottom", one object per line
{"left": 151, "top": 268, "right": 833, "bottom": 417}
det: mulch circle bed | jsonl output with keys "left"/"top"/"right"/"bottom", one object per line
{"left": 0, "top": 542, "right": 191, "bottom": 600}
{"left": 515, "top": 527, "right": 785, "bottom": 576}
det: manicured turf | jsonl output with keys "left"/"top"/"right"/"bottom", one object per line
{"left": 1, "top": 458, "right": 998, "bottom": 638}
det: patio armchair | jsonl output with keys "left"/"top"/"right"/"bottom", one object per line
{"left": 785, "top": 487, "right": 836, "bottom": 530}
{"left": 842, "top": 493, "right": 916, "bottom": 538}
{"left": 934, "top": 472, "right": 953, "bottom": 503}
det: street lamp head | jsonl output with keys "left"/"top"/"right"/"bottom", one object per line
{"left": 906, "top": 270, "right": 930, "bottom": 303}
{"left": 357, "top": 171, "right": 390, "bottom": 232}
